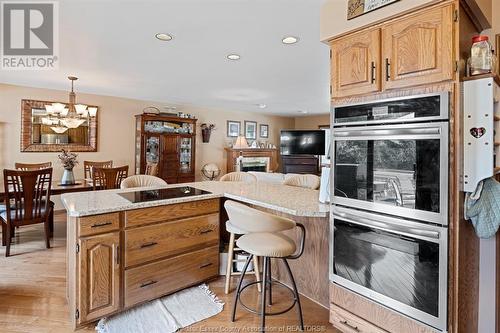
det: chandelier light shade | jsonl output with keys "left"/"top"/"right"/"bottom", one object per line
{"left": 50, "top": 126, "right": 69, "bottom": 134}
{"left": 41, "top": 76, "right": 98, "bottom": 134}
{"left": 88, "top": 107, "right": 98, "bottom": 117}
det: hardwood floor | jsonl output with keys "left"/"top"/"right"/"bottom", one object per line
{"left": 0, "top": 213, "right": 338, "bottom": 333}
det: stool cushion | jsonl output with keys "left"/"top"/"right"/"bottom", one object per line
{"left": 236, "top": 233, "right": 296, "bottom": 258}
{"left": 225, "top": 220, "right": 247, "bottom": 235}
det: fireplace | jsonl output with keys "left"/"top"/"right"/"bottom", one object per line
{"left": 225, "top": 148, "right": 279, "bottom": 173}
{"left": 241, "top": 157, "right": 270, "bottom": 172}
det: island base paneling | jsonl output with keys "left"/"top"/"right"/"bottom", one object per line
{"left": 67, "top": 199, "right": 220, "bottom": 330}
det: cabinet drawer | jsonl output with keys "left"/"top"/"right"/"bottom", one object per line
{"left": 124, "top": 245, "right": 219, "bottom": 308}
{"left": 78, "top": 212, "right": 120, "bottom": 237}
{"left": 125, "top": 199, "right": 219, "bottom": 228}
{"left": 124, "top": 213, "right": 219, "bottom": 267}
{"left": 330, "top": 305, "right": 387, "bottom": 333}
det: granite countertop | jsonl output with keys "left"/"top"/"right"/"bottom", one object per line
{"left": 61, "top": 181, "right": 330, "bottom": 218}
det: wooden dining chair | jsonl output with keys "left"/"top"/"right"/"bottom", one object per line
{"left": 84, "top": 160, "right": 113, "bottom": 179}
{"left": 15, "top": 162, "right": 52, "bottom": 170}
{"left": 1, "top": 168, "right": 53, "bottom": 257}
{"left": 13, "top": 162, "right": 55, "bottom": 233}
{"left": 92, "top": 165, "right": 128, "bottom": 190}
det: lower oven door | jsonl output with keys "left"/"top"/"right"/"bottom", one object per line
{"left": 330, "top": 206, "right": 447, "bottom": 331}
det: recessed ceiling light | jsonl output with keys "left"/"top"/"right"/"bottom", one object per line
{"left": 155, "top": 33, "right": 173, "bottom": 41}
{"left": 227, "top": 54, "right": 241, "bottom": 61}
{"left": 282, "top": 36, "right": 299, "bottom": 44}
{"left": 257, "top": 104, "right": 267, "bottom": 109}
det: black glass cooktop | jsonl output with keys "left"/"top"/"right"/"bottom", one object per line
{"left": 119, "top": 186, "right": 211, "bottom": 203}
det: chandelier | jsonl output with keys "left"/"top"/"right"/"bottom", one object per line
{"left": 43, "top": 76, "right": 97, "bottom": 134}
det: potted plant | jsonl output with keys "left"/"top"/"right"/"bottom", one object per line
{"left": 58, "top": 149, "right": 78, "bottom": 185}
{"left": 201, "top": 123, "right": 216, "bottom": 143}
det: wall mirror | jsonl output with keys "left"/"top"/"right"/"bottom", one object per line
{"left": 21, "top": 99, "right": 98, "bottom": 152}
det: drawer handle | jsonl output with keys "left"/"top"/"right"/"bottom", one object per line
{"left": 340, "top": 320, "right": 359, "bottom": 331}
{"left": 140, "top": 280, "right": 158, "bottom": 288}
{"left": 140, "top": 242, "right": 158, "bottom": 249}
{"left": 199, "top": 263, "right": 213, "bottom": 269}
{"left": 91, "top": 222, "right": 113, "bottom": 228}
{"left": 200, "top": 229, "right": 213, "bottom": 235}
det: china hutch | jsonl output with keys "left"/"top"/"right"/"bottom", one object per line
{"left": 134, "top": 114, "right": 196, "bottom": 184}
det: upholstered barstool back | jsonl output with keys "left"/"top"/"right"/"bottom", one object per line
{"left": 224, "top": 200, "right": 295, "bottom": 233}
{"left": 120, "top": 175, "right": 167, "bottom": 189}
{"left": 283, "top": 174, "right": 320, "bottom": 190}
{"left": 220, "top": 172, "right": 257, "bottom": 183}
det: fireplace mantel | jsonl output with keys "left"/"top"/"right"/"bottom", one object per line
{"left": 225, "top": 148, "right": 279, "bottom": 173}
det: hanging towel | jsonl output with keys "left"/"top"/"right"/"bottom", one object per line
{"left": 464, "top": 177, "right": 500, "bottom": 238}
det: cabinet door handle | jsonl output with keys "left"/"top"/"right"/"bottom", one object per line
{"left": 199, "top": 263, "right": 213, "bottom": 269}
{"left": 116, "top": 245, "right": 120, "bottom": 265}
{"left": 140, "top": 280, "right": 158, "bottom": 288}
{"left": 91, "top": 222, "right": 113, "bottom": 228}
{"left": 370, "top": 61, "right": 376, "bottom": 84}
{"left": 200, "top": 229, "right": 213, "bottom": 235}
{"left": 340, "top": 320, "right": 359, "bottom": 331}
{"left": 140, "top": 242, "right": 158, "bottom": 249}
{"left": 385, "top": 58, "right": 391, "bottom": 81}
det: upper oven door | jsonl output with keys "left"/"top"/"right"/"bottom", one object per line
{"left": 333, "top": 122, "right": 448, "bottom": 225}
{"left": 333, "top": 92, "right": 449, "bottom": 126}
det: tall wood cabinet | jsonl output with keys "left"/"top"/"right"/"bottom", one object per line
{"left": 134, "top": 114, "right": 197, "bottom": 184}
{"left": 330, "top": 2, "right": 456, "bottom": 98}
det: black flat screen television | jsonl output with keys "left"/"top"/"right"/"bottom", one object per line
{"left": 280, "top": 130, "right": 325, "bottom": 155}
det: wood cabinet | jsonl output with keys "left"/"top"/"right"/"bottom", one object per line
{"left": 331, "top": 28, "right": 381, "bottom": 98}
{"left": 381, "top": 4, "right": 455, "bottom": 90}
{"left": 77, "top": 232, "right": 120, "bottom": 324}
{"left": 281, "top": 155, "right": 319, "bottom": 174}
{"left": 135, "top": 114, "right": 197, "bottom": 184}
{"left": 68, "top": 200, "right": 220, "bottom": 329}
{"left": 330, "top": 2, "right": 456, "bottom": 98}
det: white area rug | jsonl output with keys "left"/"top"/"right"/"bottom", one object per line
{"left": 96, "top": 284, "right": 224, "bottom": 333}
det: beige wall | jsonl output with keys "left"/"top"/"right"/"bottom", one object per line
{"left": 294, "top": 114, "right": 330, "bottom": 129}
{"left": 320, "top": 0, "right": 435, "bottom": 41}
{"left": 320, "top": 0, "right": 494, "bottom": 41}
{"left": 0, "top": 83, "right": 294, "bottom": 206}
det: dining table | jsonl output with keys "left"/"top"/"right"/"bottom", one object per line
{"left": 0, "top": 179, "right": 95, "bottom": 201}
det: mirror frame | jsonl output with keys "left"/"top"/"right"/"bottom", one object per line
{"left": 21, "top": 99, "right": 98, "bottom": 152}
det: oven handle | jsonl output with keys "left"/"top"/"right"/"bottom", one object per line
{"left": 332, "top": 209, "right": 440, "bottom": 240}
{"left": 333, "top": 126, "right": 441, "bottom": 138}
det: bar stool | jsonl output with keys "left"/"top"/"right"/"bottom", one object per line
{"left": 224, "top": 200, "right": 305, "bottom": 331}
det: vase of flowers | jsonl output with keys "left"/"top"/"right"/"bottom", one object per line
{"left": 201, "top": 123, "right": 216, "bottom": 143}
{"left": 58, "top": 149, "right": 78, "bottom": 185}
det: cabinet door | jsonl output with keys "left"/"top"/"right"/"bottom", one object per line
{"left": 160, "top": 135, "right": 179, "bottom": 183}
{"left": 78, "top": 232, "right": 120, "bottom": 324}
{"left": 331, "top": 28, "right": 381, "bottom": 98}
{"left": 381, "top": 3, "right": 454, "bottom": 90}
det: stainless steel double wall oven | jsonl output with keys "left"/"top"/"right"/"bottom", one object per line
{"left": 330, "top": 93, "right": 449, "bottom": 331}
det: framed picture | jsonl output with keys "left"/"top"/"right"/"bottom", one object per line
{"left": 227, "top": 120, "right": 241, "bottom": 137}
{"left": 244, "top": 121, "right": 257, "bottom": 140}
{"left": 259, "top": 124, "right": 269, "bottom": 138}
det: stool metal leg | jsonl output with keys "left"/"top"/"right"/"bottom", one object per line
{"left": 267, "top": 258, "right": 272, "bottom": 306}
{"left": 260, "top": 257, "right": 269, "bottom": 332}
{"left": 283, "top": 258, "right": 304, "bottom": 331}
{"left": 231, "top": 254, "right": 253, "bottom": 322}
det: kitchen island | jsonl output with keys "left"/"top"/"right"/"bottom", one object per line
{"left": 62, "top": 181, "right": 330, "bottom": 329}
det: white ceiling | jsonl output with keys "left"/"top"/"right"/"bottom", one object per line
{"left": 0, "top": 0, "right": 330, "bottom": 116}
